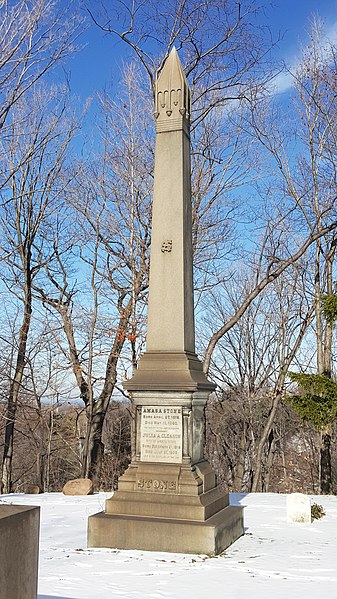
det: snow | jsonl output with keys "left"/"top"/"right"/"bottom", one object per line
{"left": 1, "top": 491, "right": 337, "bottom": 599}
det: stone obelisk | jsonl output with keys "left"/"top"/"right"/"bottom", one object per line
{"left": 88, "top": 48, "right": 243, "bottom": 555}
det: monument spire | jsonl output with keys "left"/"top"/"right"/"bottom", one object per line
{"left": 147, "top": 45, "right": 194, "bottom": 353}
{"left": 125, "top": 46, "right": 211, "bottom": 391}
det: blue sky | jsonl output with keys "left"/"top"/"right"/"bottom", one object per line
{"left": 266, "top": 0, "right": 336, "bottom": 57}
{"left": 64, "top": 0, "right": 337, "bottom": 101}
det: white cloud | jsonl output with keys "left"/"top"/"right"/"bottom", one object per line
{"left": 271, "top": 70, "right": 294, "bottom": 94}
{"left": 270, "top": 18, "right": 337, "bottom": 95}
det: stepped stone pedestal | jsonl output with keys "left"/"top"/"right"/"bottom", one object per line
{"left": 88, "top": 387, "right": 243, "bottom": 554}
{"left": 87, "top": 48, "right": 244, "bottom": 555}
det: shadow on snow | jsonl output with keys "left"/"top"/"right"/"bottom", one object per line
{"left": 38, "top": 595, "right": 78, "bottom": 599}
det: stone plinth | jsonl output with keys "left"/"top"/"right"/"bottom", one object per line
{"left": 0, "top": 505, "right": 40, "bottom": 599}
{"left": 88, "top": 505, "right": 243, "bottom": 555}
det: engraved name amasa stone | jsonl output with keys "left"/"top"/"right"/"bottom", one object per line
{"left": 141, "top": 406, "right": 182, "bottom": 463}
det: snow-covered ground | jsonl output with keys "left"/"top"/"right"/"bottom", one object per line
{"left": 1, "top": 491, "right": 336, "bottom": 599}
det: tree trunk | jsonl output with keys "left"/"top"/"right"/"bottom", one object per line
{"left": 322, "top": 240, "right": 335, "bottom": 377}
{"left": 320, "top": 431, "right": 332, "bottom": 494}
{"left": 251, "top": 305, "right": 314, "bottom": 492}
{"left": 314, "top": 240, "right": 325, "bottom": 374}
{"left": 1, "top": 269, "right": 32, "bottom": 493}
{"left": 81, "top": 410, "right": 105, "bottom": 487}
{"left": 251, "top": 393, "right": 281, "bottom": 492}
{"left": 264, "top": 429, "right": 276, "bottom": 492}
{"left": 36, "top": 450, "right": 45, "bottom": 492}
{"left": 232, "top": 424, "right": 247, "bottom": 491}
{"left": 318, "top": 240, "right": 335, "bottom": 491}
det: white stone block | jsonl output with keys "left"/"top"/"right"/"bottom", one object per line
{"left": 287, "top": 493, "right": 311, "bottom": 523}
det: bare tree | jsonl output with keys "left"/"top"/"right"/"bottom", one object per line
{"left": 31, "top": 66, "right": 153, "bottom": 486}
{"left": 88, "top": 0, "right": 278, "bottom": 126}
{"left": 89, "top": 4, "right": 337, "bottom": 381}
{"left": 202, "top": 16, "right": 337, "bottom": 375}
{"left": 204, "top": 259, "right": 315, "bottom": 491}
{"left": 0, "top": 0, "right": 84, "bottom": 132}
{"left": 204, "top": 17, "right": 337, "bottom": 493}
{"left": 0, "top": 85, "right": 78, "bottom": 493}
{"left": 289, "top": 20, "right": 337, "bottom": 493}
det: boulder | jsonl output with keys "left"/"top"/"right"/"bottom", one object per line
{"left": 25, "top": 485, "right": 42, "bottom": 494}
{"left": 62, "top": 478, "right": 93, "bottom": 496}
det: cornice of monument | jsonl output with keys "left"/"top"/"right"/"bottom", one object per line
{"left": 154, "top": 46, "right": 191, "bottom": 134}
{"left": 123, "top": 351, "right": 215, "bottom": 392}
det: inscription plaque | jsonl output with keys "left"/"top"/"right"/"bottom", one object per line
{"left": 140, "top": 406, "right": 182, "bottom": 463}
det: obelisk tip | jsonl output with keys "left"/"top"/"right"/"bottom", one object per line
{"left": 154, "top": 47, "right": 191, "bottom": 129}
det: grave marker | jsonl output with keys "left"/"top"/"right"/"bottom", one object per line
{"left": 88, "top": 47, "right": 244, "bottom": 555}
{"left": 287, "top": 493, "right": 311, "bottom": 523}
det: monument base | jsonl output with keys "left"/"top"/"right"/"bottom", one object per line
{"left": 87, "top": 457, "right": 244, "bottom": 555}
{"left": 87, "top": 387, "right": 245, "bottom": 555}
{"left": 88, "top": 504, "right": 243, "bottom": 555}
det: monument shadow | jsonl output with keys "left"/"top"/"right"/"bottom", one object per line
{"left": 38, "top": 595, "right": 78, "bottom": 599}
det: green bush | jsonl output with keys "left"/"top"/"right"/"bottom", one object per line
{"left": 311, "top": 503, "right": 325, "bottom": 520}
